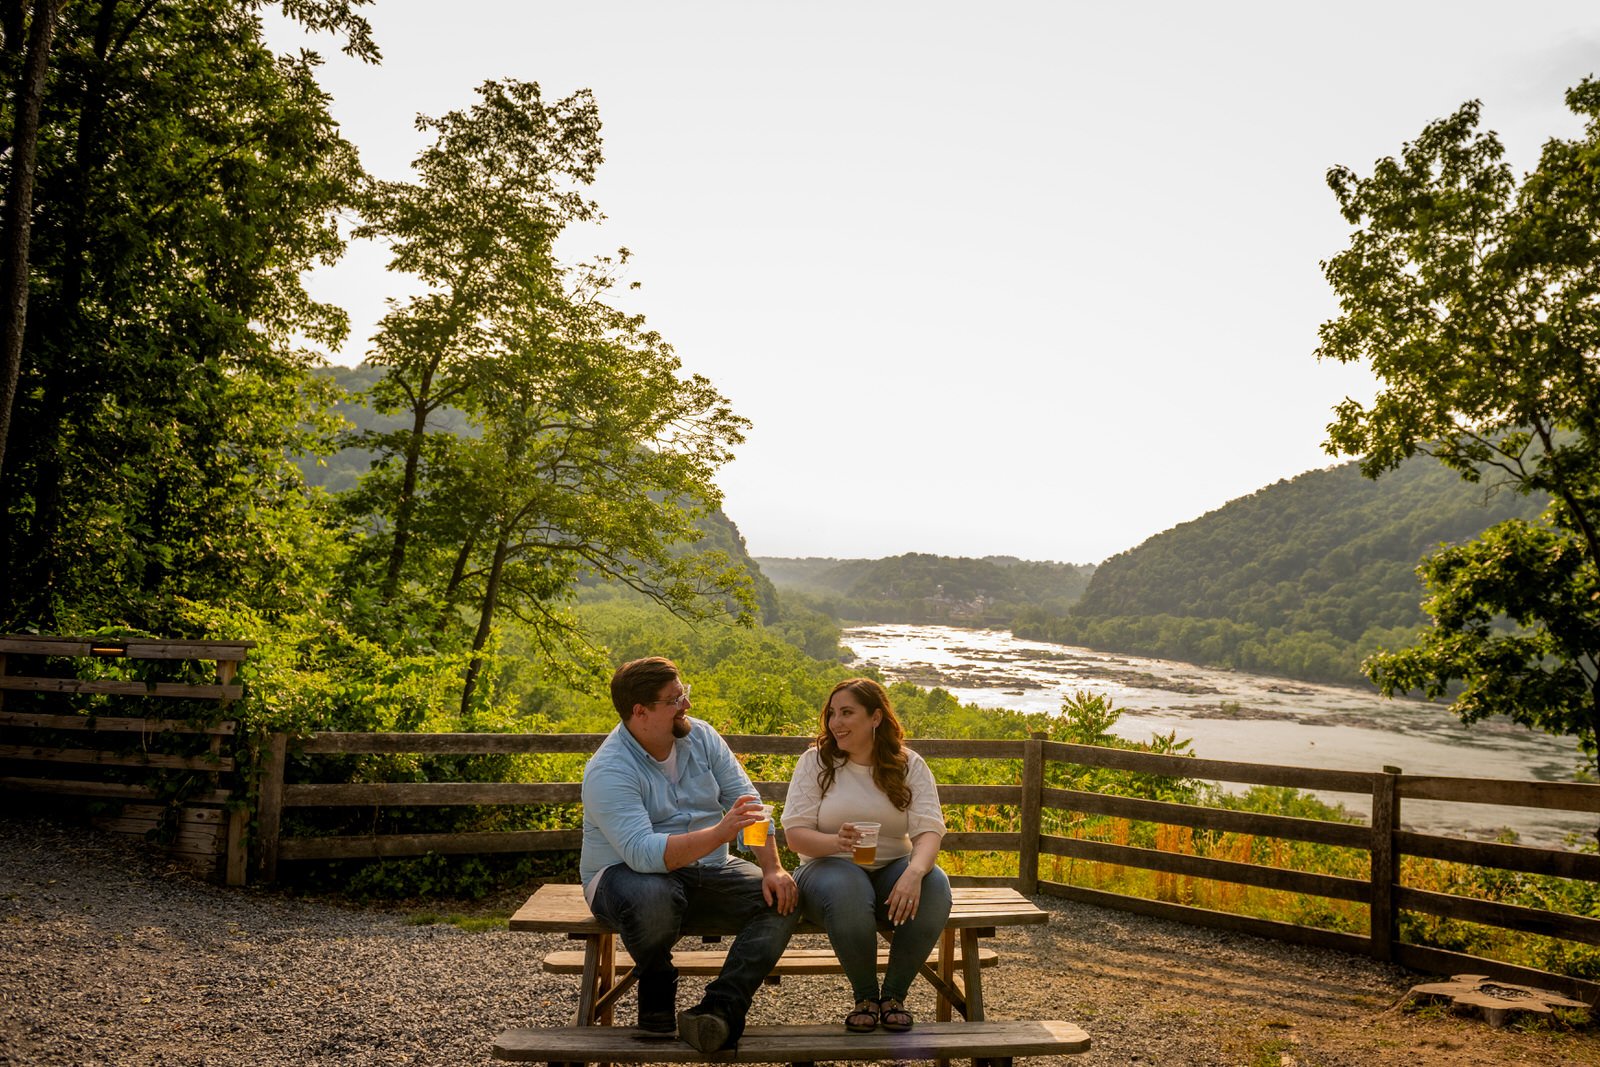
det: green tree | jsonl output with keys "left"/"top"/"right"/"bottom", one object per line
{"left": 0, "top": 0, "right": 374, "bottom": 631}
{"left": 1318, "top": 80, "right": 1600, "bottom": 796}
{"left": 351, "top": 79, "right": 602, "bottom": 607}
{"left": 0, "top": 0, "right": 67, "bottom": 480}
{"left": 447, "top": 255, "right": 755, "bottom": 714}
{"left": 350, "top": 81, "right": 755, "bottom": 712}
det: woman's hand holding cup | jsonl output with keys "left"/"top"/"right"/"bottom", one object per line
{"left": 836, "top": 821, "right": 880, "bottom": 864}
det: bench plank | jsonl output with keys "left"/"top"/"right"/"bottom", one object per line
{"left": 542, "top": 945, "right": 998, "bottom": 976}
{"left": 492, "top": 1019, "right": 1091, "bottom": 1063}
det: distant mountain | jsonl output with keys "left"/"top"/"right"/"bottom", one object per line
{"left": 296, "top": 365, "right": 475, "bottom": 493}
{"left": 1015, "top": 456, "right": 1548, "bottom": 684}
{"left": 756, "top": 553, "right": 1095, "bottom": 626}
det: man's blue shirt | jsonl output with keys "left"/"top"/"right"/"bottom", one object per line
{"left": 580, "top": 715, "right": 756, "bottom": 886}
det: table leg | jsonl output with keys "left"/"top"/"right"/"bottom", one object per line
{"left": 576, "top": 935, "right": 602, "bottom": 1026}
{"left": 937, "top": 928, "right": 954, "bottom": 1022}
{"left": 936, "top": 928, "right": 955, "bottom": 1067}
{"left": 961, "top": 929, "right": 990, "bottom": 1067}
{"left": 960, "top": 928, "right": 984, "bottom": 1021}
{"left": 598, "top": 935, "right": 616, "bottom": 1026}
{"left": 574, "top": 934, "right": 617, "bottom": 1067}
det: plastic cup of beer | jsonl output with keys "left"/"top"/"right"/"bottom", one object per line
{"left": 744, "top": 804, "right": 774, "bottom": 847}
{"left": 852, "top": 822, "right": 881, "bottom": 865}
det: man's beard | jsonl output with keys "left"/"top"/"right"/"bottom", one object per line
{"left": 671, "top": 714, "right": 691, "bottom": 739}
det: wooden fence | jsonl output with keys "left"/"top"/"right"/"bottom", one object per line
{"left": 259, "top": 730, "right": 1600, "bottom": 1002}
{"left": 0, "top": 635, "right": 255, "bottom": 884}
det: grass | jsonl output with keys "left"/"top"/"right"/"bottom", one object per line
{"left": 406, "top": 912, "right": 507, "bottom": 933}
{"left": 1247, "top": 1036, "right": 1296, "bottom": 1066}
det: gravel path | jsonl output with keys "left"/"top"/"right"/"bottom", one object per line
{"left": 1, "top": 814, "right": 1593, "bottom": 1066}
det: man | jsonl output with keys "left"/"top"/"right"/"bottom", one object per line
{"left": 580, "top": 656, "right": 799, "bottom": 1052}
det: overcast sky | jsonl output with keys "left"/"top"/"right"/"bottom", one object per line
{"left": 266, "top": 2, "right": 1600, "bottom": 564}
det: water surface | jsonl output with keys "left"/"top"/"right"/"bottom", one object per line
{"left": 842, "top": 623, "right": 1594, "bottom": 846}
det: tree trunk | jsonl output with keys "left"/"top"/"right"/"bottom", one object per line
{"left": 434, "top": 530, "right": 476, "bottom": 636}
{"left": 9, "top": 0, "right": 118, "bottom": 621}
{"left": 458, "top": 531, "right": 508, "bottom": 719}
{"left": 0, "top": 0, "right": 61, "bottom": 479}
{"left": 380, "top": 363, "right": 436, "bottom": 604}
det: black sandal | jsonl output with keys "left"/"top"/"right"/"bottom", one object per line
{"left": 844, "top": 998, "right": 880, "bottom": 1033}
{"left": 879, "top": 998, "right": 913, "bottom": 1033}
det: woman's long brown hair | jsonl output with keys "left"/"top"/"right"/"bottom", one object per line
{"left": 814, "top": 678, "right": 911, "bottom": 810}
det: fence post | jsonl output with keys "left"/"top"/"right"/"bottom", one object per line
{"left": 224, "top": 806, "right": 249, "bottom": 886}
{"left": 1018, "top": 732, "right": 1044, "bottom": 895}
{"left": 217, "top": 656, "right": 244, "bottom": 883}
{"left": 257, "top": 732, "right": 288, "bottom": 882}
{"left": 1369, "top": 765, "right": 1400, "bottom": 961}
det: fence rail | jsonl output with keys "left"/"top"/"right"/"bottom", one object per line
{"left": 258, "top": 727, "right": 1600, "bottom": 1003}
{"left": 0, "top": 635, "right": 254, "bottom": 884}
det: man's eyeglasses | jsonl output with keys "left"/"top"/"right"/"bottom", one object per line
{"left": 648, "top": 684, "right": 691, "bottom": 710}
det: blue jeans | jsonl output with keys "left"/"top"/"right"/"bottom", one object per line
{"left": 795, "top": 855, "right": 953, "bottom": 1003}
{"left": 591, "top": 858, "right": 798, "bottom": 1037}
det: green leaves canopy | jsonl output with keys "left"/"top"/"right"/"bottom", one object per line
{"left": 345, "top": 80, "right": 754, "bottom": 712}
{"left": 0, "top": 0, "right": 366, "bottom": 631}
{"left": 1319, "top": 80, "right": 1600, "bottom": 779}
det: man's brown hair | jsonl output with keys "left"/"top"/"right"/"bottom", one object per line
{"left": 610, "top": 656, "right": 681, "bottom": 721}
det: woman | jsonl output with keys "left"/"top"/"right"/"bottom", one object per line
{"left": 781, "top": 678, "right": 951, "bottom": 1033}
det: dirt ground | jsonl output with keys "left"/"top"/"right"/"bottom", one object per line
{"left": 975, "top": 893, "right": 1597, "bottom": 1066}
{"left": 2, "top": 815, "right": 1595, "bottom": 1066}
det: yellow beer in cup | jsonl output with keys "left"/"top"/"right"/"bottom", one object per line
{"left": 852, "top": 821, "right": 880, "bottom": 865}
{"left": 745, "top": 803, "right": 774, "bottom": 847}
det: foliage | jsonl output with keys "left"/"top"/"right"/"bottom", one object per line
{"left": 1015, "top": 455, "right": 1544, "bottom": 685}
{"left": 1319, "top": 79, "right": 1600, "bottom": 781}
{"left": 299, "top": 364, "right": 475, "bottom": 493}
{"left": 350, "top": 77, "right": 603, "bottom": 607}
{"left": 0, "top": 0, "right": 363, "bottom": 634}
{"left": 1041, "top": 691, "right": 1203, "bottom": 804}
{"left": 296, "top": 852, "right": 573, "bottom": 901}
{"left": 339, "top": 81, "right": 756, "bottom": 715}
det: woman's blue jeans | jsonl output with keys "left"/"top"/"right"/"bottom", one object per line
{"left": 795, "top": 855, "right": 953, "bottom": 1003}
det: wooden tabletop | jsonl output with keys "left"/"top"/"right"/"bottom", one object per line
{"left": 510, "top": 882, "right": 1048, "bottom": 935}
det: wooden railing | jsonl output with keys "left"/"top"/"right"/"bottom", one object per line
{"left": 1033, "top": 741, "right": 1600, "bottom": 1004}
{"left": 0, "top": 635, "right": 255, "bottom": 884}
{"left": 258, "top": 729, "right": 1600, "bottom": 1002}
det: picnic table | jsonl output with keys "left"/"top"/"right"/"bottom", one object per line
{"left": 494, "top": 882, "right": 1089, "bottom": 1065}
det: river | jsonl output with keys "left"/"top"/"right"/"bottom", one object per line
{"left": 840, "top": 623, "right": 1593, "bottom": 847}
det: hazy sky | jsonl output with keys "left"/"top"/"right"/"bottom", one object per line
{"left": 266, "top": 2, "right": 1600, "bottom": 564}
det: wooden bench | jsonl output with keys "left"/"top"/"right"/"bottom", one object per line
{"left": 510, "top": 883, "right": 1048, "bottom": 1028}
{"left": 493, "top": 1018, "right": 1091, "bottom": 1064}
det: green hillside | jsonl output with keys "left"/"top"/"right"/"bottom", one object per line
{"left": 1015, "top": 456, "right": 1548, "bottom": 684}
{"left": 299, "top": 365, "right": 476, "bottom": 493}
{"left": 756, "top": 553, "right": 1094, "bottom": 625}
